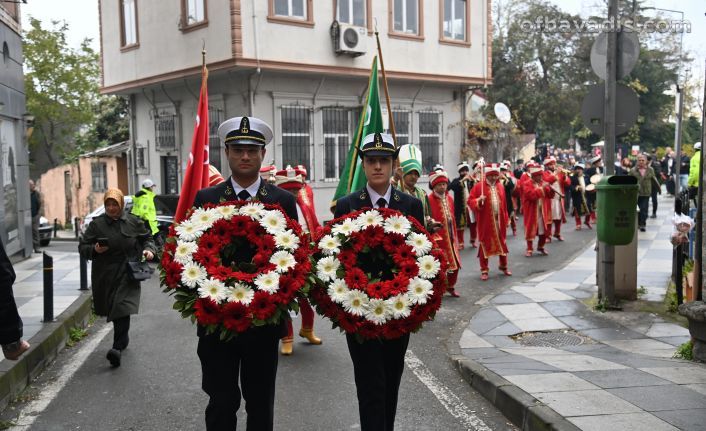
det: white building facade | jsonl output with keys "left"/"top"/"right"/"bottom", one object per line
{"left": 99, "top": 0, "right": 492, "bottom": 216}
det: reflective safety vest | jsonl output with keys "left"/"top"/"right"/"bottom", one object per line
{"left": 131, "top": 187, "right": 158, "bottom": 235}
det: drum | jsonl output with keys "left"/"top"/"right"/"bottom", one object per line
{"left": 590, "top": 174, "right": 602, "bottom": 184}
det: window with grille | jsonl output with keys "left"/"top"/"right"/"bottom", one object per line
{"left": 120, "top": 0, "right": 138, "bottom": 47}
{"left": 386, "top": 110, "right": 411, "bottom": 147}
{"left": 273, "top": 0, "right": 306, "bottom": 19}
{"left": 184, "top": 0, "right": 206, "bottom": 25}
{"left": 208, "top": 107, "right": 224, "bottom": 173}
{"left": 136, "top": 147, "right": 146, "bottom": 170}
{"left": 393, "top": 0, "right": 419, "bottom": 35}
{"left": 91, "top": 162, "right": 108, "bottom": 192}
{"left": 419, "top": 111, "right": 442, "bottom": 173}
{"left": 281, "top": 106, "right": 311, "bottom": 173}
{"left": 443, "top": 0, "right": 467, "bottom": 41}
{"left": 322, "top": 108, "right": 351, "bottom": 180}
{"left": 337, "top": 0, "right": 366, "bottom": 27}
{"left": 154, "top": 111, "right": 177, "bottom": 151}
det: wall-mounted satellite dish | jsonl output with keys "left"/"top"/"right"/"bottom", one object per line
{"left": 494, "top": 102, "right": 511, "bottom": 124}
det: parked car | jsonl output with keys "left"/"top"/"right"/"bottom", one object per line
{"left": 80, "top": 195, "right": 179, "bottom": 244}
{"left": 38, "top": 216, "right": 53, "bottom": 246}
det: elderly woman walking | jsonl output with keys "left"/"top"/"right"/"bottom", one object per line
{"left": 629, "top": 154, "right": 657, "bottom": 233}
{"left": 79, "top": 188, "right": 155, "bottom": 367}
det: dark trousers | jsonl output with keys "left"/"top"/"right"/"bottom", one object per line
{"left": 112, "top": 315, "right": 130, "bottom": 350}
{"left": 198, "top": 325, "right": 281, "bottom": 431}
{"left": 650, "top": 186, "right": 659, "bottom": 215}
{"left": 346, "top": 333, "right": 410, "bottom": 431}
{"left": 637, "top": 196, "right": 650, "bottom": 227}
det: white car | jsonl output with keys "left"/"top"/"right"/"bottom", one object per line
{"left": 79, "top": 195, "right": 178, "bottom": 241}
{"left": 80, "top": 196, "right": 134, "bottom": 235}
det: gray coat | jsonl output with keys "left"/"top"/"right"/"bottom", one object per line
{"left": 79, "top": 212, "right": 156, "bottom": 321}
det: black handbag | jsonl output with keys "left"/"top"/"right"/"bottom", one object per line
{"left": 126, "top": 259, "right": 154, "bottom": 281}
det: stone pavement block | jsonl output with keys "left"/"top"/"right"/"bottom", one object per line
{"left": 484, "top": 322, "right": 522, "bottom": 336}
{"left": 652, "top": 408, "right": 706, "bottom": 431}
{"left": 567, "top": 412, "right": 678, "bottom": 431}
{"left": 525, "top": 405, "right": 582, "bottom": 431}
{"left": 582, "top": 272, "right": 597, "bottom": 285}
{"left": 534, "top": 389, "right": 641, "bottom": 416}
{"left": 639, "top": 366, "right": 706, "bottom": 384}
{"left": 469, "top": 316, "right": 508, "bottom": 335}
{"left": 528, "top": 272, "right": 553, "bottom": 282}
{"left": 483, "top": 358, "right": 563, "bottom": 376}
{"left": 573, "top": 369, "right": 672, "bottom": 389}
{"left": 505, "top": 372, "right": 599, "bottom": 393}
{"left": 558, "top": 314, "right": 615, "bottom": 331}
{"left": 513, "top": 317, "right": 567, "bottom": 332}
{"left": 495, "top": 384, "right": 538, "bottom": 428}
{"left": 481, "top": 335, "right": 523, "bottom": 348}
{"left": 655, "top": 336, "right": 691, "bottom": 347}
{"left": 646, "top": 323, "right": 690, "bottom": 338}
{"left": 544, "top": 270, "right": 593, "bottom": 283}
{"left": 534, "top": 281, "right": 581, "bottom": 291}
{"left": 514, "top": 289, "right": 574, "bottom": 303}
{"left": 460, "top": 347, "right": 509, "bottom": 361}
{"left": 581, "top": 327, "right": 648, "bottom": 341}
{"left": 685, "top": 384, "right": 706, "bottom": 396}
{"left": 497, "top": 303, "right": 553, "bottom": 320}
{"left": 504, "top": 349, "right": 628, "bottom": 372}
{"left": 590, "top": 351, "right": 692, "bottom": 369}
{"left": 490, "top": 293, "right": 533, "bottom": 305}
{"left": 563, "top": 289, "right": 595, "bottom": 300}
{"left": 473, "top": 307, "right": 507, "bottom": 322}
{"left": 459, "top": 329, "right": 493, "bottom": 349}
{"left": 602, "top": 339, "right": 677, "bottom": 358}
{"left": 540, "top": 300, "right": 585, "bottom": 317}
{"left": 608, "top": 385, "right": 706, "bottom": 411}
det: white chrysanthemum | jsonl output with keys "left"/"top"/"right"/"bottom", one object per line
{"left": 260, "top": 210, "right": 287, "bottom": 234}
{"left": 175, "top": 220, "right": 203, "bottom": 241}
{"left": 383, "top": 215, "right": 412, "bottom": 235}
{"left": 387, "top": 294, "right": 412, "bottom": 319}
{"left": 365, "top": 298, "right": 392, "bottom": 325}
{"left": 254, "top": 271, "right": 280, "bottom": 294}
{"left": 327, "top": 278, "right": 350, "bottom": 303}
{"left": 216, "top": 205, "right": 237, "bottom": 220}
{"left": 417, "top": 255, "right": 441, "bottom": 279}
{"left": 316, "top": 256, "right": 340, "bottom": 281}
{"left": 197, "top": 278, "right": 227, "bottom": 303}
{"left": 191, "top": 208, "right": 220, "bottom": 228}
{"left": 226, "top": 283, "right": 255, "bottom": 305}
{"left": 356, "top": 210, "right": 384, "bottom": 229}
{"left": 173, "top": 240, "right": 198, "bottom": 265}
{"left": 318, "top": 234, "right": 342, "bottom": 256}
{"left": 332, "top": 218, "right": 359, "bottom": 236}
{"left": 181, "top": 262, "right": 207, "bottom": 288}
{"left": 274, "top": 229, "right": 300, "bottom": 251}
{"left": 270, "top": 251, "right": 296, "bottom": 273}
{"left": 239, "top": 202, "right": 265, "bottom": 219}
{"left": 407, "top": 277, "right": 433, "bottom": 305}
{"left": 405, "top": 232, "right": 433, "bottom": 256}
{"left": 343, "top": 290, "right": 369, "bottom": 316}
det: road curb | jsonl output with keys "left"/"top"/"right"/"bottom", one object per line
{"left": 0, "top": 292, "right": 93, "bottom": 412}
{"left": 450, "top": 355, "right": 581, "bottom": 431}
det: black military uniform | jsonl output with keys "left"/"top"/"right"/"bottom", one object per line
{"left": 193, "top": 116, "right": 297, "bottom": 431}
{"left": 334, "top": 132, "right": 423, "bottom": 431}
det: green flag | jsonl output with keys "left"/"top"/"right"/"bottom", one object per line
{"left": 331, "top": 56, "right": 384, "bottom": 210}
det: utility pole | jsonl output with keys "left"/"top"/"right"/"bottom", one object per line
{"left": 598, "top": 0, "right": 618, "bottom": 306}
{"left": 698, "top": 59, "right": 706, "bottom": 302}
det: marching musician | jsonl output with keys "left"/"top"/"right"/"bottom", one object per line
{"left": 543, "top": 157, "right": 571, "bottom": 242}
{"left": 449, "top": 162, "right": 477, "bottom": 249}
{"left": 521, "top": 164, "right": 554, "bottom": 257}
{"left": 570, "top": 164, "right": 591, "bottom": 230}
{"left": 428, "top": 169, "right": 462, "bottom": 297}
{"left": 499, "top": 162, "right": 517, "bottom": 236}
{"left": 585, "top": 156, "right": 603, "bottom": 225}
{"left": 468, "top": 163, "right": 511, "bottom": 281}
{"left": 273, "top": 166, "right": 323, "bottom": 356}
{"left": 395, "top": 144, "right": 435, "bottom": 229}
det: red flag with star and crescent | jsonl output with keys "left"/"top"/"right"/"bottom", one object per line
{"left": 175, "top": 64, "right": 211, "bottom": 223}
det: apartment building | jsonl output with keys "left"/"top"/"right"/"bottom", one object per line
{"left": 0, "top": 2, "right": 31, "bottom": 256}
{"left": 99, "top": 0, "right": 492, "bottom": 216}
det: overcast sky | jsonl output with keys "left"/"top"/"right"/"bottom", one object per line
{"left": 19, "top": 0, "right": 705, "bottom": 80}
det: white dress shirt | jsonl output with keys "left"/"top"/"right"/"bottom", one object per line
{"left": 230, "top": 177, "right": 262, "bottom": 200}
{"left": 366, "top": 184, "right": 392, "bottom": 208}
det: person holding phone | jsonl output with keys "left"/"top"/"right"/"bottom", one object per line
{"left": 79, "top": 188, "right": 155, "bottom": 368}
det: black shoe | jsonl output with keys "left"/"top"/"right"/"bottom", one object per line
{"left": 639, "top": 227, "right": 646, "bottom": 232}
{"left": 106, "top": 349, "right": 121, "bottom": 367}
{"left": 650, "top": 214, "right": 657, "bottom": 219}
{"left": 33, "top": 249, "right": 41, "bottom": 254}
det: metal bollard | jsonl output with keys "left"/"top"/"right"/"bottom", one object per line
{"left": 43, "top": 252, "right": 54, "bottom": 322}
{"left": 53, "top": 218, "right": 59, "bottom": 238}
{"left": 79, "top": 255, "right": 89, "bottom": 291}
{"left": 74, "top": 217, "right": 80, "bottom": 238}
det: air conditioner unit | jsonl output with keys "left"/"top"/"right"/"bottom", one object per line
{"left": 335, "top": 23, "right": 367, "bottom": 57}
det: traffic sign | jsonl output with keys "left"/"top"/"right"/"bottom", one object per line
{"left": 581, "top": 83, "right": 639, "bottom": 136}
{"left": 590, "top": 31, "right": 640, "bottom": 80}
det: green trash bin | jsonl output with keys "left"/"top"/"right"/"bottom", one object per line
{"left": 596, "top": 175, "right": 639, "bottom": 245}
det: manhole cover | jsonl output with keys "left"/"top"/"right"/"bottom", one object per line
{"left": 511, "top": 331, "right": 588, "bottom": 348}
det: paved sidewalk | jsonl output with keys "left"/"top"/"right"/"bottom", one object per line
{"left": 455, "top": 197, "right": 706, "bottom": 431}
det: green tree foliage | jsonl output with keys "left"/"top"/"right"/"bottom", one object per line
{"left": 23, "top": 18, "right": 100, "bottom": 168}
{"left": 70, "top": 96, "right": 130, "bottom": 160}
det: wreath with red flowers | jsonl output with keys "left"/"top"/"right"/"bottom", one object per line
{"left": 159, "top": 201, "right": 311, "bottom": 339}
{"left": 309, "top": 208, "right": 447, "bottom": 340}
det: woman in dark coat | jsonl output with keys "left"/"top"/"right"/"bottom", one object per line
{"left": 79, "top": 188, "right": 155, "bottom": 367}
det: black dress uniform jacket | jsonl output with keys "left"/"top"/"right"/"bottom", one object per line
{"left": 334, "top": 186, "right": 423, "bottom": 431}
{"left": 0, "top": 241, "right": 21, "bottom": 346}
{"left": 192, "top": 177, "right": 297, "bottom": 431}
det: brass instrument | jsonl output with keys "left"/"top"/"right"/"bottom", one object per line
{"left": 549, "top": 181, "right": 565, "bottom": 198}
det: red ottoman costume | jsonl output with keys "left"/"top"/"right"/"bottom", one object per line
{"left": 521, "top": 165, "right": 554, "bottom": 257}
{"left": 428, "top": 170, "right": 462, "bottom": 297}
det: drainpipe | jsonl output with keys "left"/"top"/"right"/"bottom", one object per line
{"left": 249, "top": 0, "right": 262, "bottom": 116}
{"left": 129, "top": 94, "right": 138, "bottom": 193}
{"left": 161, "top": 85, "right": 182, "bottom": 189}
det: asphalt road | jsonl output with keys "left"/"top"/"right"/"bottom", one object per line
{"left": 3, "top": 220, "right": 596, "bottom": 430}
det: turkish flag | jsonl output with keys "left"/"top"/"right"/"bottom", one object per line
{"left": 175, "top": 66, "right": 211, "bottom": 223}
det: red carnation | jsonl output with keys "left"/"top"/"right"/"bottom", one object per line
{"left": 366, "top": 282, "right": 386, "bottom": 299}
{"left": 393, "top": 245, "right": 415, "bottom": 262}
{"left": 194, "top": 298, "right": 222, "bottom": 326}
{"left": 222, "top": 302, "right": 252, "bottom": 333}
{"left": 251, "top": 291, "right": 276, "bottom": 321}
{"left": 399, "top": 262, "right": 418, "bottom": 279}
{"left": 338, "top": 249, "right": 357, "bottom": 268}
{"left": 164, "top": 262, "right": 183, "bottom": 288}
{"left": 383, "top": 233, "right": 405, "bottom": 252}
{"left": 345, "top": 268, "right": 368, "bottom": 289}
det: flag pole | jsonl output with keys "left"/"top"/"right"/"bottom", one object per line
{"left": 374, "top": 19, "right": 396, "bottom": 142}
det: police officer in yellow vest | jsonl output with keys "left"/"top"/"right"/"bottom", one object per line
{"left": 131, "top": 179, "right": 158, "bottom": 237}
